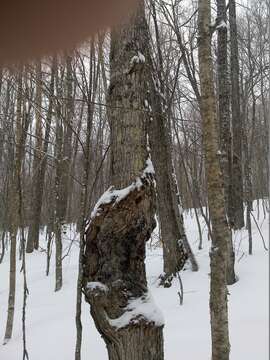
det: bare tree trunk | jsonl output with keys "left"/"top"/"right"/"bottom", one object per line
{"left": 242, "top": 95, "right": 253, "bottom": 255}
{"left": 217, "top": 0, "right": 231, "bottom": 213}
{"left": 148, "top": 91, "right": 189, "bottom": 283}
{"left": 18, "top": 177, "right": 29, "bottom": 359}
{"left": 173, "top": 120, "right": 204, "bottom": 249}
{"left": 217, "top": 0, "right": 236, "bottom": 284}
{"left": 198, "top": 1, "right": 230, "bottom": 359}
{"left": 61, "top": 53, "right": 74, "bottom": 223}
{"left": 75, "top": 128, "right": 89, "bottom": 360}
{"left": 27, "top": 61, "right": 43, "bottom": 252}
{"left": 172, "top": 168, "right": 198, "bottom": 271}
{"left": 82, "top": 3, "right": 164, "bottom": 359}
{"left": 75, "top": 41, "right": 98, "bottom": 360}
{"left": 27, "top": 58, "right": 56, "bottom": 253}
{"left": 4, "top": 68, "right": 23, "bottom": 344}
{"left": 146, "top": 5, "right": 194, "bottom": 280}
{"left": 229, "top": 0, "right": 245, "bottom": 229}
{"left": 54, "top": 60, "right": 63, "bottom": 292}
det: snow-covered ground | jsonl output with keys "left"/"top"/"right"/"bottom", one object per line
{"left": 0, "top": 201, "right": 269, "bottom": 359}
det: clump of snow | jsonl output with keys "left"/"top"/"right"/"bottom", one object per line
{"left": 90, "top": 158, "right": 155, "bottom": 220}
{"left": 210, "top": 246, "right": 219, "bottom": 254}
{"left": 143, "top": 158, "right": 155, "bottom": 176}
{"left": 90, "top": 186, "right": 114, "bottom": 219}
{"left": 216, "top": 20, "right": 228, "bottom": 29}
{"left": 130, "top": 51, "right": 146, "bottom": 65}
{"left": 146, "top": 133, "right": 151, "bottom": 152}
{"left": 178, "top": 204, "right": 183, "bottom": 215}
{"left": 87, "top": 282, "right": 108, "bottom": 293}
{"left": 177, "top": 239, "right": 184, "bottom": 247}
{"left": 144, "top": 99, "right": 153, "bottom": 112}
{"left": 90, "top": 181, "right": 140, "bottom": 219}
{"left": 108, "top": 292, "right": 164, "bottom": 329}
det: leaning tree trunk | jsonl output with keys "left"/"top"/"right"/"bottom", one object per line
{"left": 82, "top": 3, "right": 164, "bottom": 359}
{"left": 229, "top": 0, "right": 244, "bottom": 230}
{"left": 198, "top": 1, "right": 230, "bottom": 359}
{"left": 147, "top": 82, "right": 192, "bottom": 281}
{"left": 216, "top": 0, "right": 236, "bottom": 284}
{"left": 145, "top": 6, "right": 195, "bottom": 281}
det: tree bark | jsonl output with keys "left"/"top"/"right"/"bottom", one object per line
{"left": 4, "top": 68, "right": 23, "bottom": 344}
{"left": 229, "top": 0, "right": 245, "bottom": 229}
{"left": 75, "top": 42, "right": 98, "bottom": 360}
{"left": 61, "top": 53, "right": 74, "bottom": 222}
{"left": 217, "top": 0, "right": 236, "bottom": 284}
{"left": 148, "top": 89, "right": 191, "bottom": 280}
{"left": 26, "top": 61, "right": 43, "bottom": 252}
{"left": 146, "top": 4, "right": 193, "bottom": 280}
{"left": 198, "top": 0, "right": 230, "bottom": 359}
{"left": 83, "top": 3, "right": 164, "bottom": 359}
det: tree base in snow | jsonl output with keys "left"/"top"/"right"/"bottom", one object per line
{"left": 83, "top": 175, "right": 164, "bottom": 360}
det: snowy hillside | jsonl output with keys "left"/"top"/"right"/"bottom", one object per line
{"left": 0, "top": 202, "right": 268, "bottom": 360}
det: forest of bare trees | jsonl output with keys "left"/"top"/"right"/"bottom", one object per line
{"left": 0, "top": 0, "right": 269, "bottom": 359}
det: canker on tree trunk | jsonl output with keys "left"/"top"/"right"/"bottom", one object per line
{"left": 83, "top": 175, "right": 164, "bottom": 360}
{"left": 82, "top": 2, "right": 164, "bottom": 359}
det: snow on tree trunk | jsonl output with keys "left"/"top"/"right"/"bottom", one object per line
{"left": 83, "top": 2, "right": 164, "bottom": 359}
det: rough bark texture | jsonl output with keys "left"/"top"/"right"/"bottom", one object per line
{"left": 172, "top": 171, "right": 198, "bottom": 271}
{"left": 148, "top": 83, "right": 188, "bottom": 281}
{"left": 217, "top": 0, "right": 231, "bottom": 213}
{"left": 83, "top": 3, "right": 164, "bottom": 359}
{"left": 198, "top": 1, "right": 230, "bottom": 359}
{"left": 145, "top": 6, "right": 191, "bottom": 280}
{"left": 83, "top": 179, "right": 163, "bottom": 360}
{"left": 229, "top": 0, "right": 245, "bottom": 230}
{"left": 217, "top": 0, "right": 236, "bottom": 285}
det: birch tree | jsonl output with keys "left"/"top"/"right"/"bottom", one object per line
{"left": 198, "top": 0, "right": 230, "bottom": 358}
{"left": 216, "top": 0, "right": 236, "bottom": 284}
